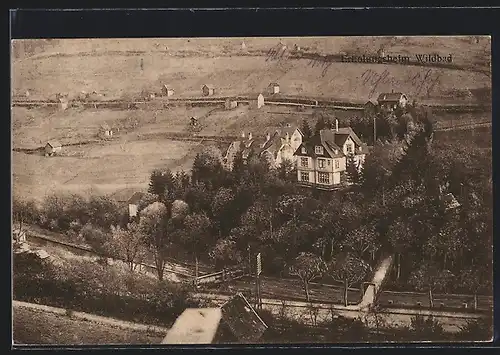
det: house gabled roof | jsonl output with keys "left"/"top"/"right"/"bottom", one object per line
{"left": 203, "top": 84, "right": 215, "bottom": 89}
{"left": 128, "top": 191, "right": 146, "bottom": 205}
{"left": 220, "top": 293, "right": 268, "bottom": 343}
{"left": 269, "top": 82, "right": 280, "bottom": 87}
{"left": 294, "top": 128, "right": 368, "bottom": 157}
{"left": 46, "top": 140, "right": 62, "bottom": 148}
{"left": 377, "top": 92, "right": 406, "bottom": 102}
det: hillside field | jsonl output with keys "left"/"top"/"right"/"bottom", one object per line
{"left": 12, "top": 37, "right": 491, "bottom": 104}
{"left": 13, "top": 306, "right": 164, "bottom": 345}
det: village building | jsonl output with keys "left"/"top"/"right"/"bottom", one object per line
{"left": 162, "top": 85, "right": 175, "bottom": 97}
{"left": 111, "top": 189, "right": 146, "bottom": 220}
{"left": 221, "top": 131, "right": 262, "bottom": 170}
{"left": 224, "top": 99, "right": 238, "bottom": 110}
{"left": 377, "top": 92, "right": 408, "bottom": 111}
{"left": 268, "top": 82, "right": 280, "bottom": 95}
{"left": 256, "top": 93, "right": 265, "bottom": 109}
{"left": 294, "top": 120, "right": 368, "bottom": 189}
{"left": 99, "top": 123, "right": 113, "bottom": 137}
{"left": 259, "top": 124, "right": 304, "bottom": 168}
{"left": 44, "top": 140, "right": 62, "bottom": 156}
{"left": 202, "top": 84, "right": 215, "bottom": 96}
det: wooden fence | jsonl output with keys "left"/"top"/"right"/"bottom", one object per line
{"left": 194, "top": 267, "right": 247, "bottom": 286}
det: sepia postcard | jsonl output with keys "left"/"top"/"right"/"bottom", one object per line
{"left": 11, "top": 36, "right": 492, "bottom": 346}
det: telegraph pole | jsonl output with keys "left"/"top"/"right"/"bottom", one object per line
{"left": 256, "top": 253, "right": 262, "bottom": 309}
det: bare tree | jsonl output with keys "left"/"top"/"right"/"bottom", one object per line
{"left": 289, "top": 252, "right": 326, "bottom": 302}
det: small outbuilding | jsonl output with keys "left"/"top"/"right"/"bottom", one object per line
{"left": 225, "top": 99, "right": 238, "bottom": 110}
{"left": 268, "top": 82, "right": 280, "bottom": 95}
{"left": 99, "top": 123, "right": 113, "bottom": 137}
{"left": 202, "top": 84, "right": 215, "bottom": 96}
{"left": 162, "top": 85, "right": 175, "bottom": 97}
{"left": 128, "top": 191, "right": 146, "bottom": 219}
{"left": 256, "top": 93, "right": 265, "bottom": 109}
{"left": 45, "top": 140, "right": 62, "bottom": 156}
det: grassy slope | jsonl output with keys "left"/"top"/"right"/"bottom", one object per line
{"left": 11, "top": 37, "right": 491, "bottom": 201}
{"left": 12, "top": 37, "right": 490, "bottom": 103}
{"left": 13, "top": 307, "right": 164, "bottom": 345}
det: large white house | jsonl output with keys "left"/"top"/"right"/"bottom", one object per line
{"left": 293, "top": 122, "right": 367, "bottom": 189}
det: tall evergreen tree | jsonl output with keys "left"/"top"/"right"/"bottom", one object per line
{"left": 148, "top": 168, "right": 175, "bottom": 197}
{"left": 301, "top": 119, "right": 312, "bottom": 140}
{"left": 346, "top": 154, "right": 361, "bottom": 185}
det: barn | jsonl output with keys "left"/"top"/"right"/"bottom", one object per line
{"left": 162, "top": 85, "right": 175, "bottom": 97}
{"left": 202, "top": 84, "right": 215, "bottom": 96}
{"left": 100, "top": 123, "right": 113, "bottom": 137}
{"left": 45, "top": 140, "right": 62, "bottom": 156}
{"left": 268, "top": 82, "right": 280, "bottom": 95}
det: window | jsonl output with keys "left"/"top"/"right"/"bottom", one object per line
{"left": 315, "top": 146, "right": 324, "bottom": 155}
{"left": 334, "top": 159, "right": 340, "bottom": 169}
{"left": 301, "top": 147, "right": 307, "bottom": 154}
{"left": 327, "top": 159, "right": 331, "bottom": 166}
{"left": 318, "top": 159, "right": 326, "bottom": 168}
{"left": 318, "top": 172, "right": 330, "bottom": 184}
{"left": 346, "top": 144, "right": 353, "bottom": 154}
{"left": 301, "top": 157, "right": 308, "bottom": 167}
{"left": 301, "top": 172, "right": 309, "bottom": 182}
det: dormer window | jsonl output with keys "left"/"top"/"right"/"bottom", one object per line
{"left": 346, "top": 144, "right": 353, "bottom": 154}
{"left": 301, "top": 147, "right": 307, "bottom": 154}
{"left": 334, "top": 149, "right": 338, "bottom": 154}
{"left": 315, "top": 146, "right": 324, "bottom": 155}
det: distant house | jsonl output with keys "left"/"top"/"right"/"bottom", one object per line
{"left": 45, "top": 140, "right": 62, "bottom": 156}
{"left": 377, "top": 92, "right": 408, "bottom": 111}
{"left": 256, "top": 93, "right": 265, "bottom": 109}
{"left": 225, "top": 99, "right": 238, "bottom": 110}
{"left": 162, "top": 85, "right": 175, "bottom": 97}
{"left": 202, "top": 84, "right": 215, "bottom": 96}
{"left": 221, "top": 131, "right": 262, "bottom": 170}
{"left": 259, "top": 125, "right": 304, "bottom": 168}
{"left": 294, "top": 121, "right": 368, "bottom": 189}
{"left": 268, "top": 82, "right": 280, "bottom": 95}
{"left": 58, "top": 97, "right": 69, "bottom": 111}
{"left": 99, "top": 123, "right": 113, "bottom": 137}
{"left": 127, "top": 191, "right": 145, "bottom": 219}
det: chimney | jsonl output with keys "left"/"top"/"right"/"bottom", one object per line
{"left": 248, "top": 132, "right": 253, "bottom": 140}
{"left": 266, "top": 132, "right": 271, "bottom": 142}
{"left": 286, "top": 123, "right": 291, "bottom": 127}
{"left": 285, "top": 132, "right": 290, "bottom": 142}
{"left": 241, "top": 131, "right": 245, "bottom": 138}
{"left": 335, "top": 119, "right": 339, "bottom": 132}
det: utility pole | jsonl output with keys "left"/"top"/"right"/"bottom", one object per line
{"left": 256, "top": 253, "right": 262, "bottom": 310}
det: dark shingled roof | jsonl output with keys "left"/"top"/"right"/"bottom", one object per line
{"left": 220, "top": 293, "right": 268, "bottom": 343}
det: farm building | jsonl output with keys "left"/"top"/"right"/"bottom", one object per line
{"left": 377, "top": 92, "right": 409, "bottom": 111}
{"left": 256, "top": 94, "right": 265, "bottom": 109}
{"left": 268, "top": 82, "right": 280, "bottom": 94}
{"left": 224, "top": 99, "right": 238, "bottom": 110}
{"left": 162, "top": 85, "right": 175, "bottom": 97}
{"left": 99, "top": 123, "right": 113, "bottom": 137}
{"left": 44, "top": 140, "right": 62, "bottom": 156}
{"left": 127, "top": 191, "right": 145, "bottom": 219}
{"left": 202, "top": 84, "right": 215, "bottom": 96}
{"left": 58, "top": 97, "right": 69, "bottom": 111}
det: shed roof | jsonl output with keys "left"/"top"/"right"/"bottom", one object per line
{"left": 128, "top": 191, "right": 146, "bottom": 205}
{"left": 100, "top": 122, "right": 111, "bottom": 130}
{"left": 203, "top": 84, "right": 215, "bottom": 89}
{"left": 220, "top": 293, "right": 268, "bottom": 343}
{"left": 269, "top": 82, "right": 280, "bottom": 87}
{"left": 46, "top": 140, "right": 62, "bottom": 148}
{"left": 162, "top": 308, "right": 222, "bottom": 344}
